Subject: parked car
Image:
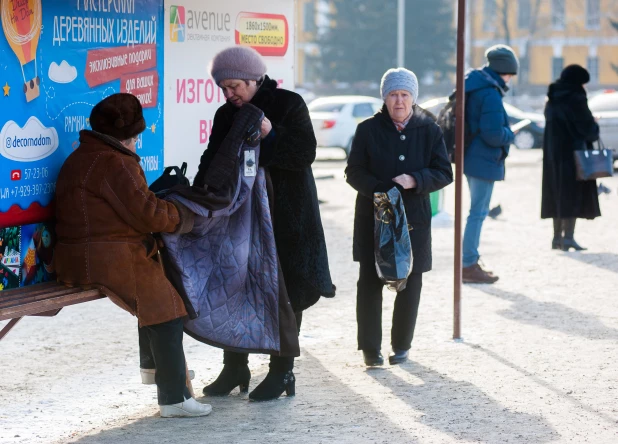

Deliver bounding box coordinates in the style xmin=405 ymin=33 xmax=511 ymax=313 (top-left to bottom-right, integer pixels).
xmin=588 ymin=90 xmax=618 ymax=162
xmin=503 ymin=103 xmax=545 ymax=150
xmin=418 ymin=96 xmax=545 ymax=149
xmin=308 ymin=96 xmax=383 ymax=156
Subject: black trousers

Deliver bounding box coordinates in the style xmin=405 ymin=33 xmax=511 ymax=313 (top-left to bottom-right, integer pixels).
xmin=138 ymin=318 xmax=189 ymax=405
xmin=356 ymin=261 xmax=423 ymax=352
xmin=223 ymin=311 xmax=303 ymax=372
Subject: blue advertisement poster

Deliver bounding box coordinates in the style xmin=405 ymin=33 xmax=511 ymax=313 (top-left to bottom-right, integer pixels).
xmin=0 ymin=0 xmax=164 ymax=231
xmin=20 ymin=221 xmax=56 ymax=286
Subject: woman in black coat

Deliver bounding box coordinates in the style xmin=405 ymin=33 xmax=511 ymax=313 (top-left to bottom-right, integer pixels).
xmin=345 ymin=68 xmax=453 ymax=367
xmin=194 ymin=47 xmax=335 ymax=401
xmin=541 ymin=65 xmax=601 ymax=251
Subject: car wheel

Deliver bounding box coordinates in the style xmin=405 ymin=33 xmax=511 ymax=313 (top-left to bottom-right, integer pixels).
xmin=514 ymin=130 xmax=535 ymax=150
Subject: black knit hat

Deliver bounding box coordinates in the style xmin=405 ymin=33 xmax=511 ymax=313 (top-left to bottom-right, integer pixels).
xmin=485 ymin=44 xmax=519 ymax=75
xmin=559 ymin=64 xmax=590 ymax=85
xmin=90 ymin=93 xmax=146 ymax=141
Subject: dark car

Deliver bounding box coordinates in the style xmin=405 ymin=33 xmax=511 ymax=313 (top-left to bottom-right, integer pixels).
xmin=503 ymin=103 xmax=545 ymax=150
xmin=419 ymin=97 xmax=545 ymax=149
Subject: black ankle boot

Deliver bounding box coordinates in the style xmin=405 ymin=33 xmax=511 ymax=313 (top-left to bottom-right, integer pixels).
xmin=203 ymin=352 xmax=250 ymax=396
xmin=561 ymin=238 xmax=587 ymax=252
xmin=248 ymin=356 xmax=295 ymax=401
xmin=552 ymin=237 xmax=562 ymax=250
xmin=202 ymin=364 xmax=251 ymax=396
xmin=248 ymin=370 xmax=295 ymax=401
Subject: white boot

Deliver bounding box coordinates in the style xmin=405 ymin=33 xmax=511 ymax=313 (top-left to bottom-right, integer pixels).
xmin=141 ymin=369 xmax=195 ymax=385
xmin=160 ymin=397 xmax=212 ymax=418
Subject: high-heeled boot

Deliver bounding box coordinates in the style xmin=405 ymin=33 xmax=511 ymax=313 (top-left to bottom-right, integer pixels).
xmin=561 ymin=218 xmax=586 ymax=251
xmin=202 ymin=351 xmax=250 ymax=396
xmin=248 ymin=356 xmax=295 ymax=401
xmin=552 ymin=218 xmax=563 ymax=250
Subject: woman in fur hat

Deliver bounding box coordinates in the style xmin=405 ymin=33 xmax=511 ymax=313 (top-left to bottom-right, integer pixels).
xmin=541 ymin=65 xmax=601 ymax=251
xmin=194 ymin=46 xmax=335 ymax=401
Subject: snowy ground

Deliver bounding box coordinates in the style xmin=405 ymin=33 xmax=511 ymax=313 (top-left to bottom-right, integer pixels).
xmin=1 ymin=148 xmax=617 ymax=443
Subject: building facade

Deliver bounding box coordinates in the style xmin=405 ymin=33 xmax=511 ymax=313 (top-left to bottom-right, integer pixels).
xmin=469 ymin=0 xmax=618 ymax=87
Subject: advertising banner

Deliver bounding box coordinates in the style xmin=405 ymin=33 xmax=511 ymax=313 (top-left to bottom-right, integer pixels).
xmin=163 ymin=0 xmax=295 ymax=180
xmin=0 ymin=0 xmax=165 ymax=230
xmin=0 ymin=0 xmax=164 ymax=291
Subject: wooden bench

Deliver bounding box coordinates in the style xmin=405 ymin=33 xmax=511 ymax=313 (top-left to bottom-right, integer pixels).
xmin=0 ymin=280 xmax=196 ymax=396
xmin=0 ymin=281 xmax=105 ymax=341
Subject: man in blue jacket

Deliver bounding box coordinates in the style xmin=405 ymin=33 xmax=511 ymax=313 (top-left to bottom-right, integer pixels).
xmin=462 ymin=45 xmax=518 ymax=284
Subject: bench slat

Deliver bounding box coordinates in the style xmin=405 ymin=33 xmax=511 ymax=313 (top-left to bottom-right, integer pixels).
xmin=0 ymin=282 xmax=63 ymax=296
xmin=0 ymin=290 xmax=86 ymax=310
xmin=0 ymin=289 xmax=104 ymax=321
xmin=0 ymin=287 xmax=86 ymax=306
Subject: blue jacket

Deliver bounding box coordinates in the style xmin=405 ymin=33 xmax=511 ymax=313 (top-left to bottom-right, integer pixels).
xmin=464 ymin=67 xmax=514 ymax=181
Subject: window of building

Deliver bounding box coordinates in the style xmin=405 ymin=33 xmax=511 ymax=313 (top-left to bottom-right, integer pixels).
xmin=483 ymin=0 xmax=496 ymax=32
xmin=587 ymin=57 xmax=599 ymax=84
xmin=303 ymin=2 xmax=316 ymax=33
xmin=518 ymin=0 xmax=531 ymax=29
xmin=519 ymin=56 xmax=530 ymax=84
xmin=551 ymin=0 xmax=565 ymax=30
xmin=586 ymin=0 xmax=600 ymax=29
xmin=552 ymin=57 xmax=564 ymax=80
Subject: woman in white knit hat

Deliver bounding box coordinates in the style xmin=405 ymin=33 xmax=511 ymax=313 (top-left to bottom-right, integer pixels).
xmin=194 ymin=46 xmax=335 ymax=401
xmin=345 ymin=68 xmax=453 ymax=367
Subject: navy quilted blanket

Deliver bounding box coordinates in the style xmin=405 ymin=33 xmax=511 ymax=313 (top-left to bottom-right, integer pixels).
xmin=161 ymin=106 xmax=280 ymax=353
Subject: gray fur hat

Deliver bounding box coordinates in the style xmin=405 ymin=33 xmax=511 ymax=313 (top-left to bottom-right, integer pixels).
xmin=209 ymin=46 xmax=267 ymax=85
xmin=485 ymin=45 xmax=519 ymax=75
xmin=380 ymin=68 xmax=419 ymax=102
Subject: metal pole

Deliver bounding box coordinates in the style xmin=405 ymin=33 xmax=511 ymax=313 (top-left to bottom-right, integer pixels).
xmin=397 ymin=0 xmax=405 ymax=67
xmin=454 ymin=0 xmax=467 ymax=341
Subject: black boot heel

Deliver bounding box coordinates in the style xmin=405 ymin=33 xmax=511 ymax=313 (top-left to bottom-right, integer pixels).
xmin=249 ymin=370 xmax=295 ymax=401
xmin=285 ymin=378 xmax=295 ymax=396
xmin=202 ymin=365 xmax=251 ymax=396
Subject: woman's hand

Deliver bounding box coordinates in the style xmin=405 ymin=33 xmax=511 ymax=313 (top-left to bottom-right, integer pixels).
xmin=261 ymin=117 xmax=273 ymax=138
xmin=392 ymin=174 xmax=417 ymax=189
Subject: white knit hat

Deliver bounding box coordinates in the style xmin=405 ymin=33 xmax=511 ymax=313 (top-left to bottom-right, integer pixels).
xmin=380 ymin=68 xmax=419 ymax=102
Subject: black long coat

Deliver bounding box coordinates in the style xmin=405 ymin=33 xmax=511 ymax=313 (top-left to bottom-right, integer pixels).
xmin=194 ymin=76 xmax=335 ymax=312
xmin=541 ymin=81 xmax=601 ymax=220
xmin=345 ymin=105 xmax=453 ymax=273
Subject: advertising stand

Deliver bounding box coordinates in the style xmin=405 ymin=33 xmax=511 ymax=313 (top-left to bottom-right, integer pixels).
xmin=0 ymin=0 xmax=295 ymax=293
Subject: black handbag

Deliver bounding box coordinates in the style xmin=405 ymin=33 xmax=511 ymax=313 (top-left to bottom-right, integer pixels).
xmin=573 ymin=138 xmax=614 ymax=181
xmin=149 ymin=162 xmax=190 ymax=196
xmin=373 ymin=188 xmax=413 ymax=292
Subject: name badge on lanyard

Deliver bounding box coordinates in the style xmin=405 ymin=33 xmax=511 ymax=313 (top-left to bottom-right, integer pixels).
xmin=244 ymin=150 xmax=256 ymax=177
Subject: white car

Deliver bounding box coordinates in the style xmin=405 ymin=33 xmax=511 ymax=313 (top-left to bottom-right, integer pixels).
xmin=588 ymin=91 xmax=618 ymax=162
xmin=308 ymin=96 xmax=383 ymax=156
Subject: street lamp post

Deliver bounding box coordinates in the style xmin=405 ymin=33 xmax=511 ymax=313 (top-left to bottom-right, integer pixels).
xmin=454 ymin=0 xmax=467 ymax=341
xmin=397 ymin=0 xmax=405 ymax=67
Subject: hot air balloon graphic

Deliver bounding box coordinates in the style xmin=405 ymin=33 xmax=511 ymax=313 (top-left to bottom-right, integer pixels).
xmin=1 ymin=0 xmax=42 ymax=102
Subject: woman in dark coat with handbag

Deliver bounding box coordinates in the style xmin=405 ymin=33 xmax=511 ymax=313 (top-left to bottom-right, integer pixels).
xmin=541 ymin=65 xmax=601 ymax=251
xmin=345 ymin=68 xmax=453 ymax=367
xmin=194 ymin=46 xmax=335 ymax=401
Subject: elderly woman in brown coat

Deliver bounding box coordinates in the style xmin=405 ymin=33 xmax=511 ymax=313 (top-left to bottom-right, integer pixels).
xmin=54 ymin=93 xmax=210 ymax=418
